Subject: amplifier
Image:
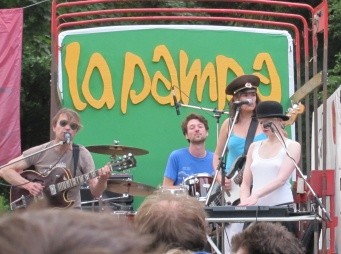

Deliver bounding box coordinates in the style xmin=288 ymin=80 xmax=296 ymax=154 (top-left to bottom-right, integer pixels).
xmin=81 ymin=174 xmax=133 ymax=211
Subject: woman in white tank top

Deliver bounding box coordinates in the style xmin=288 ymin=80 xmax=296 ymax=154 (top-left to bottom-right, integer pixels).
xmin=239 ymin=101 xmax=301 ymax=207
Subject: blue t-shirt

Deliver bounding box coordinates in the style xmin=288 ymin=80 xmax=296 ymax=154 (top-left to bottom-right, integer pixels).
xmin=225 ymin=132 xmax=267 ymax=173
xmin=164 ymin=148 xmax=214 ymax=185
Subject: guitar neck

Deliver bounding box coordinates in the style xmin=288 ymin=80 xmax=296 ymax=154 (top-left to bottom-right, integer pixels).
xmin=55 ymin=171 xmax=99 ymax=193
xmin=48 ymin=155 xmax=136 ymax=196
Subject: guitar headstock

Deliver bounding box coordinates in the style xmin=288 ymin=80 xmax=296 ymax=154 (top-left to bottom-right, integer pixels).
xmin=283 ymin=102 xmax=305 ymax=126
xmin=109 ymin=154 xmax=136 ymax=171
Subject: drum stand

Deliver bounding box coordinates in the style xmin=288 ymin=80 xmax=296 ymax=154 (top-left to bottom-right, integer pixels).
xmin=81 ymin=195 xmax=129 ymax=212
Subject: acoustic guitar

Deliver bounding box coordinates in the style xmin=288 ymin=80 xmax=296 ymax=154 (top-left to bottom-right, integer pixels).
xmin=10 ymin=155 xmax=136 ymax=210
xmin=209 ymin=102 xmax=305 ymax=206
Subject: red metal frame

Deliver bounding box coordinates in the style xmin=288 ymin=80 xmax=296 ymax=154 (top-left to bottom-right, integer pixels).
xmin=50 ymin=1 xmax=334 ymax=253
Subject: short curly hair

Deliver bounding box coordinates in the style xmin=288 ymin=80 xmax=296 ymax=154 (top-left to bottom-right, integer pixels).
xmin=134 ymin=190 xmax=208 ymax=252
xmin=181 ymin=113 xmax=209 ymax=135
xmin=231 ymin=222 xmax=305 ymax=254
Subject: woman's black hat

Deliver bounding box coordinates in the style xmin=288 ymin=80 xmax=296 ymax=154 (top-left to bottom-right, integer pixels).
xmin=256 ymin=101 xmax=289 ymax=121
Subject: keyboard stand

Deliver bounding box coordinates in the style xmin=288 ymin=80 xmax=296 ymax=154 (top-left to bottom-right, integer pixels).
xmin=205 ymin=214 xmax=321 ymax=253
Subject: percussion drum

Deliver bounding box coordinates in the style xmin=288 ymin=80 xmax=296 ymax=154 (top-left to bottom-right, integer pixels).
xmin=184 ymin=173 xmax=213 ymax=202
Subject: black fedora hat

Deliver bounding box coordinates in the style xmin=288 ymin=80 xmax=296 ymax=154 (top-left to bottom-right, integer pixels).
xmin=256 ymin=101 xmax=289 ymax=121
xmin=225 ymin=74 xmax=260 ymax=95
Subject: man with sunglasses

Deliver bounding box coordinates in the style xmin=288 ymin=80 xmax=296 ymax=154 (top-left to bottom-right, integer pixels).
xmin=0 ymin=108 xmax=111 ymax=209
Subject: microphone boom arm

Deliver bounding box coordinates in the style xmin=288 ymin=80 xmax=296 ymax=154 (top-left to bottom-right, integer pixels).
xmin=0 ymin=141 xmax=64 ymax=170
xmin=176 ymin=102 xmax=229 ymax=116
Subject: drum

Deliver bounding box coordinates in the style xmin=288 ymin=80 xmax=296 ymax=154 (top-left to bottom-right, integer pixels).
xmin=184 ymin=173 xmax=213 ymax=202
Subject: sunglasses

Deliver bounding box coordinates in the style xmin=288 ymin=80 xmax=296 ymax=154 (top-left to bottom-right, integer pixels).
xmin=59 ymin=120 xmax=79 ymax=130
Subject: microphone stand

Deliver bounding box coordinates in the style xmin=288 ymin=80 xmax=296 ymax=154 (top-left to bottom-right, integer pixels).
xmin=0 ymin=141 xmax=65 ymax=170
xmin=205 ymin=105 xmax=242 ymax=207
xmin=270 ymin=124 xmax=329 ymax=254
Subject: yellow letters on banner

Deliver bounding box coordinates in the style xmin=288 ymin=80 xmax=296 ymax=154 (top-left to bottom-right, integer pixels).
xmin=82 ymin=53 xmax=114 ymax=109
xmin=151 ymin=45 xmax=178 ymax=106
xmin=179 ymin=50 xmax=217 ymax=106
xmin=253 ymin=52 xmax=281 ymax=102
xmin=65 ymin=42 xmax=114 ymax=110
xmin=64 ymin=43 xmax=281 ymax=113
xmin=65 ymin=42 xmax=86 ymax=109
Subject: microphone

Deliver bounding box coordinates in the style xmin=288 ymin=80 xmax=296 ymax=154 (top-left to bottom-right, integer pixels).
xmin=64 ymin=132 xmax=71 ymax=144
xmin=232 ymin=98 xmax=252 ymax=106
xmin=172 ymin=87 xmax=180 ymax=115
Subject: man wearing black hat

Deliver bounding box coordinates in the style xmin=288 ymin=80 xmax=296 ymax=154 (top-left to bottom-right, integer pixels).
xmin=239 ymin=100 xmax=301 ymax=233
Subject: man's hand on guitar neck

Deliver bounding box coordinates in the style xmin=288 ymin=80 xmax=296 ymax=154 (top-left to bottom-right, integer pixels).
xmin=89 ymin=165 xmax=112 ymax=198
xmin=97 ymin=165 xmax=111 ymax=182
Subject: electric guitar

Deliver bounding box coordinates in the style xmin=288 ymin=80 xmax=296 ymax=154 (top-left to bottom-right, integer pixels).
xmin=209 ymin=156 xmax=245 ymax=206
xmin=210 ymin=102 xmax=305 ymax=206
xmin=10 ymin=155 xmax=136 ymax=210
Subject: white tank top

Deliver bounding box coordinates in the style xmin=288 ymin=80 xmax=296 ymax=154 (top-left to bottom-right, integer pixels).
xmin=251 ymin=140 xmax=294 ymax=206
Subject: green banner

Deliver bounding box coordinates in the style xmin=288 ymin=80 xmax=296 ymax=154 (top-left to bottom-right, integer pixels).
xmin=59 ymin=25 xmax=294 ymax=208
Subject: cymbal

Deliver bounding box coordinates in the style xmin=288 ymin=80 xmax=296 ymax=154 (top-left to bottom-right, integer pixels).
xmin=106 ymin=179 xmax=156 ymax=197
xmin=86 ymin=145 xmax=149 ymax=156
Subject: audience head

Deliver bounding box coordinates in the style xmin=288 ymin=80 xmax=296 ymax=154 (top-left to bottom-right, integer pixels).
xmin=134 ymin=190 xmax=208 ymax=252
xmin=0 ymin=209 xmax=150 ymax=254
xmin=231 ymin=222 xmax=305 ymax=254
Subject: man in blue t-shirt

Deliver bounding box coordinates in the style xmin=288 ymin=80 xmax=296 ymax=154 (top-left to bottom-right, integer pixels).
xmin=163 ymin=113 xmax=214 ymax=187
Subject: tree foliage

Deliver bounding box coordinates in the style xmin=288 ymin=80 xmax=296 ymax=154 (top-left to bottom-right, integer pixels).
xmin=328 ymin=0 xmax=341 ymax=92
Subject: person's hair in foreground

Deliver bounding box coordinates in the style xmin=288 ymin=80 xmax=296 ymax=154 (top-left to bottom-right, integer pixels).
xmin=231 ymin=222 xmax=305 ymax=254
xmin=0 ymin=209 xmax=151 ymax=254
xmin=134 ymin=190 xmax=208 ymax=253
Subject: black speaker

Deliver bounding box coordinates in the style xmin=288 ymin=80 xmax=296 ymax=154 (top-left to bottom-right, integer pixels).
xmin=81 ymin=174 xmax=133 ymax=212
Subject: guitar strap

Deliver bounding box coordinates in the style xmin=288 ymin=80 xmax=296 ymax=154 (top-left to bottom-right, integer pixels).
xmin=208 ymin=118 xmax=259 ymax=206
xmin=243 ymin=118 xmax=259 ymax=155
xmin=72 ymin=144 xmax=82 ymax=177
